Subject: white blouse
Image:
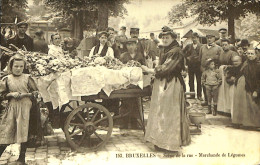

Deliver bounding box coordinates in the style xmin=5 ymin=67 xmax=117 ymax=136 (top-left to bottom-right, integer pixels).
xmin=48 ymin=45 xmax=65 ymax=59
xmin=89 ymin=44 xmax=114 ymax=58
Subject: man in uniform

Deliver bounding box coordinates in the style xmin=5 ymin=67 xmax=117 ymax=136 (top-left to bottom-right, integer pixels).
xmin=130 ymin=28 xmax=145 ymax=57
xmin=199 ymin=34 xmax=223 ymax=106
xmin=216 ymin=28 xmax=228 ymax=46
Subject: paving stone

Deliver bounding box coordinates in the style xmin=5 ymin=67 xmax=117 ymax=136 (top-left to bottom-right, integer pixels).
xmin=35 ymin=158 xmax=47 ymax=164
xmin=48 ymin=149 xmax=60 ymax=155
xmin=57 ymin=137 xmax=66 ymax=143
xmin=47 ymin=138 xmax=58 ymax=143
xmin=38 ymin=145 xmax=48 ymax=149
xmin=48 ymin=146 xmax=59 ymax=150
xmin=35 ymin=153 xmax=47 ymax=159
xmin=25 ymin=151 xmax=35 ymax=156
xmin=59 ymin=142 xmax=68 ymax=147
xmin=36 ymin=148 xmax=47 ymax=153
xmin=48 ymin=141 xmax=58 ymax=147
xmin=0 ymin=160 xmax=8 ymax=164
xmin=27 ymin=148 xmax=36 ymax=152
xmin=60 ymin=147 xmax=71 ymax=151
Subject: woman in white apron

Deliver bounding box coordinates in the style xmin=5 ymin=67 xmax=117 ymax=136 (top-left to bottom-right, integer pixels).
xmin=143 ymin=26 xmax=191 ymax=151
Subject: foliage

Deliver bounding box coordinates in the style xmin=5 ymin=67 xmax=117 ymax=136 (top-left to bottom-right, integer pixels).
xmin=1 ymin=0 xmax=28 ymax=23
xmin=240 ymin=13 xmax=260 ymax=38
xmin=44 ymin=0 xmax=129 ymax=30
xmin=168 ymin=0 xmax=260 ymax=26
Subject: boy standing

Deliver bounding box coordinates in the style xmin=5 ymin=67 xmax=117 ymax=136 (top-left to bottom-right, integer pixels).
xmin=202 ymin=59 xmax=222 ymax=115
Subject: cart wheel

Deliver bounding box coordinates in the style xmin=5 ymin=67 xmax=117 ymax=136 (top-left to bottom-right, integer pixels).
xmin=64 ymin=102 xmax=113 ymax=152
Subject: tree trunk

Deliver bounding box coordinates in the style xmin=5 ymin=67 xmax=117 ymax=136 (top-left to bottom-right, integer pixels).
xmin=72 ymin=11 xmax=84 ymax=40
xmin=97 ymin=1 xmax=109 ymax=33
xmin=228 ymin=3 xmax=235 ymax=44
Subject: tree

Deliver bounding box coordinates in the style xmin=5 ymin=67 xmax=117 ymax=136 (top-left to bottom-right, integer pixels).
xmin=45 ymin=0 xmax=129 ymax=40
xmin=168 ymin=0 xmax=260 ymax=43
xmin=1 ymin=0 xmax=28 ymax=23
xmin=240 ymin=13 xmax=260 ymax=39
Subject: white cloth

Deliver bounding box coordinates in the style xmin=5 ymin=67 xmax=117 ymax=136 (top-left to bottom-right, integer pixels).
xmin=48 ymin=45 xmax=65 ymax=59
xmin=217 ymin=65 xmax=234 ymax=114
xmin=89 ymin=44 xmax=114 ymax=58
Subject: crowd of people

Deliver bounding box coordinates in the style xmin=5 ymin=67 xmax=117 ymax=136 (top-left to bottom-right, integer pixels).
xmin=0 ymin=20 xmax=260 ymax=163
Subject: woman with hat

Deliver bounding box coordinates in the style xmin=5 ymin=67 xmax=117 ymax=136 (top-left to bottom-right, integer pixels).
xmin=143 ymin=26 xmax=190 ymax=151
xmin=89 ymin=31 xmax=114 ymax=58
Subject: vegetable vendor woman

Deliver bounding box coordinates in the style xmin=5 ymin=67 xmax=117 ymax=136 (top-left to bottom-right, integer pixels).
xmin=143 ymin=26 xmax=191 ymax=151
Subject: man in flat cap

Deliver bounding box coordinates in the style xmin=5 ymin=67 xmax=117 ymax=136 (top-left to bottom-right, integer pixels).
xmin=7 ymin=21 xmax=33 ymax=51
xmin=1 ymin=21 xmax=33 ymax=70
xmin=183 ymin=32 xmax=203 ymax=100
xmin=130 ymin=28 xmax=145 ymax=60
xmin=199 ymin=33 xmax=223 ymax=107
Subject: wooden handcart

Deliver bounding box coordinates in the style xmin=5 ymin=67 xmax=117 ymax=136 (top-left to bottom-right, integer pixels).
xmin=53 ymin=86 xmax=152 ymax=153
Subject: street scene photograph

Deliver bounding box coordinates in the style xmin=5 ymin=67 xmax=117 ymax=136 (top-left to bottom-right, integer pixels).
xmin=0 ymin=0 xmax=260 ymax=164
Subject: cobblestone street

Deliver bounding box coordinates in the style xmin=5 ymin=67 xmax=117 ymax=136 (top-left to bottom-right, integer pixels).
xmin=1 ymin=98 xmax=260 ymax=165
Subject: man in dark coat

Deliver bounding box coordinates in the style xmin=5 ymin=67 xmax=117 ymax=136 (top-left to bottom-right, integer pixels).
xmin=7 ymin=21 xmax=33 ymax=51
xmin=130 ymin=28 xmax=145 ymax=57
xmin=183 ymin=32 xmax=203 ymax=100
xmin=1 ymin=22 xmax=34 ymax=70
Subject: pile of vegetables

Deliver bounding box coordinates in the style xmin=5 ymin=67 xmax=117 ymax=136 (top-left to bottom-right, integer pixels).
xmin=2 ymin=50 xmax=142 ymax=77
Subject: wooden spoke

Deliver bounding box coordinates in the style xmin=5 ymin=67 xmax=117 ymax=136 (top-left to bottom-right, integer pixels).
xmin=67 ymin=104 xmax=74 ymax=111
xmin=94 ymin=132 xmax=104 ymax=141
xmin=77 ymin=132 xmax=86 ymax=146
xmin=70 ymin=123 xmax=84 ymax=127
xmin=94 ymin=116 xmax=108 ymax=125
xmin=64 ymin=102 xmax=113 ymax=152
xmin=85 ymin=108 xmax=90 ymax=122
xmin=69 ymin=126 xmax=76 ymax=134
xmin=76 ymin=101 xmax=80 ymax=107
xmin=69 ymin=129 xmax=83 ymax=138
xmin=76 ymin=112 xmax=87 ymax=124
xmin=91 ymin=109 xmax=100 ymax=122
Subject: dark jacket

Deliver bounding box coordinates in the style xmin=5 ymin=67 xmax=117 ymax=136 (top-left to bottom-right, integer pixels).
xmin=119 ymin=51 xmax=145 ymax=65
xmin=7 ymin=34 xmax=34 ymax=51
xmin=33 ymin=38 xmax=48 ymax=54
xmin=183 ymin=43 xmax=202 ymax=67
xmin=155 ymin=40 xmax=186 ymax=89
